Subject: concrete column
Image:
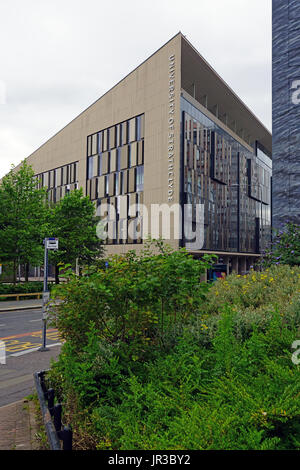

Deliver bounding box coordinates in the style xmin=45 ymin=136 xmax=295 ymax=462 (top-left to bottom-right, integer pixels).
xmin=240 ymin=257 xmax=247 ymax=275
xmin=231 ymin=257 xmax=239 ymax=274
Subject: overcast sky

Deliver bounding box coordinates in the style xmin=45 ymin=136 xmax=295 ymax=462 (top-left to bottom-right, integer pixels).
xmin=0 ymin=0 xmax=271 ymax=178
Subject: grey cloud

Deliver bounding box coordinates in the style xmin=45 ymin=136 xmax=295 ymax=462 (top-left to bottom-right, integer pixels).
xmin=0 ymin=0 xmax=272 ymax=178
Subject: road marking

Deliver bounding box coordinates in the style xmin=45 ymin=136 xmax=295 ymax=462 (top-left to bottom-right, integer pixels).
xmin=0 ymin=329 xmax=57 ymax=341
xmin=30 ymin=331 xmax=60 ymax=340
xmin=10 ymin=343 xmax=62 ymax=357
xmin=0 ymin=329 xmax=61 ymax=354
xmin=29 ymin=319 xmax=41 ymax=323
xmin=0 ymin=324 xmax=5 ymax=327
xmin=3 ymin=340 xmax=42 ymax=352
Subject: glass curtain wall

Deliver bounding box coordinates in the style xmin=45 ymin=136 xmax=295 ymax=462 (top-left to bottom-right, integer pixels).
xmin=181 ymin=97 xmax=272 ymax=253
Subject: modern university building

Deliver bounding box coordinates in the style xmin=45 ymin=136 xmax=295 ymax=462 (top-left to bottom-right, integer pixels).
xmin=15 ymin=33 xmax=272 ymax=275
xmin=273 ymin=0 xmax=300 ymax=228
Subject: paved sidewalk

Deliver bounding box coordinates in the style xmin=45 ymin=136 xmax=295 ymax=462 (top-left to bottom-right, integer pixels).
xmin=0 ymin=399 xmax=40 ymax=450
xmin=0 ymin=299 xmax=42 ymax=312
xmin=0 ymin=347 xmax=61 ymax=407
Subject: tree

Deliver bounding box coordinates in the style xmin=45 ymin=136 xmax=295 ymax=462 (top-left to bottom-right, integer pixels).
xmin=49 ymin=239 xmax=214 ymax=357
xmin=49 ymin=188 xmax=104 ymax=283
xmin=0 ymin=161 xmax=48 ymax=282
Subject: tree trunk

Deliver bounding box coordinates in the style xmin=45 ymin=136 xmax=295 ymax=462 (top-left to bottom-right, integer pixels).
xmin=25 ymin=263 xmax=29 ymax=283
xmin=55 ymin=264 xmax=60 ymax=285
xmin=13 ymin=260 xmax=17 ymax=285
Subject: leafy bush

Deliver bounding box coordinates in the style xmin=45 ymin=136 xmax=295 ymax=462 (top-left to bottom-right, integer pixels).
xmin=47 ymin=248 xmax=300 ymax=450
xmin=48 ymin=307 xmax=300 ymax=450
xmin=49 ymin=240 xmax=213 ymax=361
xmin=197 ymin=264 xmax=300 ymax=342
xmin=262 ymin=222 xmax=300 ymax=267
xmin=0 ymin=282 xmax=45 ymax=294
xmin=0 ymin=282 xmax=55 ymax=302
xmin=0 ymin=281 xmax=55 ymax=301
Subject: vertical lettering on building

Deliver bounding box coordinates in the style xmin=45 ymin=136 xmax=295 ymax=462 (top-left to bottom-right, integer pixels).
xmin=168 ymin=54 xmax=175 ymax=202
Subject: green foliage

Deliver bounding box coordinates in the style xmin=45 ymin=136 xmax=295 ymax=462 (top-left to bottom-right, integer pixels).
xmin=0 ymin=161 xmax=48 ymax=280
xmin=49 ymin=239 xmax=213 ymax=360
xmin=47 ymin=253 xmax=300 ymax=450
xmin=0 ymin=282 xmax=47 ymax=294
xmin=0 ymin=262 xmax=14 ymax=282
xmin=262 ymin=222 xmax=300 ymax=267
xmin=0 ymin=163 xmax=104 ymax=283
xmin=198 ymin=264 xmax=300 ymax=342
xmin=48 ymin=307 xmax=300 ymax=450
xmin=0 ymin=281 xmax=54 ymax=301
xmin=48 ymin=188 xmax=104 ymax=279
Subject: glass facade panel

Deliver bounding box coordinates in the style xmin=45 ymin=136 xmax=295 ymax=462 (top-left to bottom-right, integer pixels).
xmin=88 ymin=156 xmax=94 ymax=180
xmin=181 ymin=96 xmax=272 ymax=253
xmin=136 ymin=115 xmax=142 ymax=141
xmin=136 ymin=166 xmax=144 ymax=192
xmin=98 ymin=132 xmax=102 ymax=154
xmin=87 ymin=114 xmax=145 ymax=245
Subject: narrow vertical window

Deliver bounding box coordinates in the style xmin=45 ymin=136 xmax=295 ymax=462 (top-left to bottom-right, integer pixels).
xmin=98 ymin=154 xmax=102 ymax=176
xmin=136 ymin=115 xmax=142 ymax=141
xmin=107 ymin=128 xmax=110 ymax=150
xmin=128 ymin=144 xmax=131 ymax=168
xmin=98 ymin=132 xmax=102 ymax=154
xmin=115 ymin=173 xmax=119 ymax=196
xmin=88 ymin=156 xmax=94 ymax=179
xmin=117 ymin=148 xmax=121 ymax=171
xmin=136 ymin=166 xmax=144 ymax=192
xmin=120 ymin=122 xmax=123 ymax=146
xmin=105 ymin=175 xmax=109 ymax=196
xmin=116 ymin=126 xmax=119 ymax=149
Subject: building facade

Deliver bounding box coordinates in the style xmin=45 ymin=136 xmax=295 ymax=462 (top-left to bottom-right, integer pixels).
xmin=14 ymin=33 xmax=272 ymax=274
xmin=273 ymin=0 xmax=300 ymax=228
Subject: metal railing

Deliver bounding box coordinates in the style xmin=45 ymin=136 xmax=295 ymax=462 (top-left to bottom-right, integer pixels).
xmin=0 ymin=292 xmax=42 ymax=301
xmin=34 ymin=370 xmax=73 ymax=450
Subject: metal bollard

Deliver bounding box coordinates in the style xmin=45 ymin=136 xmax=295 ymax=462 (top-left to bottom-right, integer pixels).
xmin=61 ymin=426 xmax=73 ymax=451
xmin=53 ymin=404 xmax=62 ymax=432
xmin=39 ymin=371 xmax=48 ymax=399
xmin=47 ymin=388 xmax=55 ymax=416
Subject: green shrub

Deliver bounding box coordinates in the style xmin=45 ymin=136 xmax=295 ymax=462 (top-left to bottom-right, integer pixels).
xmin=47 ymin=252 xmax=300 ymax=450
xmin=0 ymin=282 xmax=45 ymax=294
xmin=262 ymin=222 xmax=300 ymax=267
xmin=197 ymin=264 xmax=300 ymax=342
xmin=47 ymin=308 xmax=300 ymax=450
xmin=49 ymin=240 xmax=213 ymax=361
xmin=0 ymin=281 xmax=55 ymax=301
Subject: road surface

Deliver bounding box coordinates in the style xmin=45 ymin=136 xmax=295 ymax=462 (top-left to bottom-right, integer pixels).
xmin=0 ymin=307 xmax=62 ymax=406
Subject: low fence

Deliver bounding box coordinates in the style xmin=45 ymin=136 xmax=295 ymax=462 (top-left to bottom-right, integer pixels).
xmin=0 ymin=292 xmax=42 ymax=301
xmin=34 ymin=370 xmax=72 ymax=450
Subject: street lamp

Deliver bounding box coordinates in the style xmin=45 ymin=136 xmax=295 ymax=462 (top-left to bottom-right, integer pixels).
xmin=39 ymin=238 xmax=59 ymax=352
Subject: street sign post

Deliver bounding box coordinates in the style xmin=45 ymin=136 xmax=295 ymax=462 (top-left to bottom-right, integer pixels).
xmin=46 ymin=238 xmax=59 ymax=251
xmin=39 ymin=238 xmax=59 ymax=352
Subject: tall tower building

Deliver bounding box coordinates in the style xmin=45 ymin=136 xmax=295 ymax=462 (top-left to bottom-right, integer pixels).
xmin=273 ymin=0 xmax=300 ymax=228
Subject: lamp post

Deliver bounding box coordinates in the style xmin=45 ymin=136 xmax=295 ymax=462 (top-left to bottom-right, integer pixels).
xmin=39 ymin=238 xmax=59 ymax=352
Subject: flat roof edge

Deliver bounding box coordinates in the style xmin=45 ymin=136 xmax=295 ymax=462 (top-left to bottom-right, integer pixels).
xmin=180 ymin=34 xmax=272 ymax=139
